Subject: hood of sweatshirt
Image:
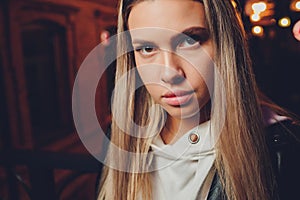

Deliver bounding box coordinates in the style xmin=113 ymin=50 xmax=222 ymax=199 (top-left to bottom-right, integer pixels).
xmin=150 ymin=120 xmax=216 ymax=200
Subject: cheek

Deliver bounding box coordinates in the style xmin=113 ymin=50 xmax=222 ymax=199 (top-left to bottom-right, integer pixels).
xmin=143 ymin=84 xmax=162 ymax=101
xmin=192 ymin=75 xmax=211 ymax=103
xmin=136 ymin=66 xmax=161 ymax=85
xmin=136 ymin=55 xmax=163 ymax=85
xmin=184 ymin=56 xmax=214 ymax=93
xmin=136 ymin=64 xmax=164 ymax=101
xmin=180 ymin=43 xmax=214 ymax=88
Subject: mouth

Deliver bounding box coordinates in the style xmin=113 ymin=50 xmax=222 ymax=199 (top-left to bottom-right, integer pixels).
xmin=161 ymin=90 xmax=194 ymax=106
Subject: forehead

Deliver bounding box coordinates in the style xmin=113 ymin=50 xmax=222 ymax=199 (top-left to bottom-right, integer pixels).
xmin=128 ymin=0 xmax=206 ymax=31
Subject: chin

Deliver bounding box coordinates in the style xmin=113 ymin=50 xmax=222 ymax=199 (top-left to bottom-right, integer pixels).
xmin=164 ymin=104 xmax=201 ymax=119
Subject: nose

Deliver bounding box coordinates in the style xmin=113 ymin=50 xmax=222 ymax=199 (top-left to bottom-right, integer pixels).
xmin=160 ymin=51 xmax=185 ymax=85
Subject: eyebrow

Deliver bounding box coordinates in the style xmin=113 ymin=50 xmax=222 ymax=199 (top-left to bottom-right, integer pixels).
xmin=131 ymin=39 xmax=156 ymax=46
xmin=131 ymin=26 xmax=209 ymax=46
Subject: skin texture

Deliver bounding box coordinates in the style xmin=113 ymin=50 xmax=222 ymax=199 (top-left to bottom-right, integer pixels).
xmin=128 ymin=0 xmax=214 ymax=144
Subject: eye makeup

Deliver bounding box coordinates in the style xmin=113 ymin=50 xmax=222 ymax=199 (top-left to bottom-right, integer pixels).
xmin=171 ymin=27 xmax=210 ymax=50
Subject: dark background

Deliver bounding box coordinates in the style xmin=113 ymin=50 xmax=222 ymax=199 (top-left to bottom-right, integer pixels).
xmin=0 ymin=0 xmax=299 ymax=199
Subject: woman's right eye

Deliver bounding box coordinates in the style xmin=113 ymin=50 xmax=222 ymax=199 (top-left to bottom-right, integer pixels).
xmin=135 ymin=45 xmax=157 ymax=56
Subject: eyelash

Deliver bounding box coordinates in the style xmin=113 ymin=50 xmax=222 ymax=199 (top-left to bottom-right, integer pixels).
xmin=134 ymin=45 xmax=157 ymax=56
xmin=177 ymin=35 xmax=201 ymax=49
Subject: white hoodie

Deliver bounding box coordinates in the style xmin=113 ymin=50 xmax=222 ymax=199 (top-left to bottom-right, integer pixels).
xmin=150 ymin=121 xmax=216 ymax=200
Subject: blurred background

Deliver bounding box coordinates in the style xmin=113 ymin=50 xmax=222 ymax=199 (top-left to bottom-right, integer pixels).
xmin=0 ymin=0 xmax=299 ymax=199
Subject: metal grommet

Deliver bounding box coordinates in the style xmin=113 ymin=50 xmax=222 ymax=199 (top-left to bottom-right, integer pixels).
xmin=188 ymin=132 xmax=200 ymax=144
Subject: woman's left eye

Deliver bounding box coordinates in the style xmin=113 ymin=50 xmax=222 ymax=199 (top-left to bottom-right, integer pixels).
xmin=178 ymin=36 xmax=200 ymax=49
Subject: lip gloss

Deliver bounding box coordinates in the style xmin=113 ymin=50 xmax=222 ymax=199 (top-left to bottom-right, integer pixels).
xmin=162 ymin=91 xmax=194 ymax=106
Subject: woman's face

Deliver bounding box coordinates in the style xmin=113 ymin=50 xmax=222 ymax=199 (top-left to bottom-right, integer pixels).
xmin=128 ymin=0 xmax=214 ymax=119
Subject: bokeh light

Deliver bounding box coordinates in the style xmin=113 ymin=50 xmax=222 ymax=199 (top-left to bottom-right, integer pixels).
xmin=252 ymin=26 xmax=264 ymax=37
xmin=252 ymin=2 xmax=267 ymax=13
xmin=251 ymin=13 xmax=261 ymax=22
xmin=278 ymin=17 xmax=291 ymax=27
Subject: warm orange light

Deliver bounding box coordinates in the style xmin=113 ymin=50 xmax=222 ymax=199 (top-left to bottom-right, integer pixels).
xmin=290 ymin=0 xmax=300 ymax=11
xmin=231 ymin=0 xmax=237 ymax=8
xmin=252 ymin=26 xmax=264 ymax=36
xmin=278 ymin=17 xmax=291 ymax=27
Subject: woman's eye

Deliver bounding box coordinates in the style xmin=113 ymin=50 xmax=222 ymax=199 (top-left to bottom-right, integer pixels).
xmin=178 ymin=37 xmax=200 ymax=48
xmin=135 ymin=46 xmax=157 ymax=56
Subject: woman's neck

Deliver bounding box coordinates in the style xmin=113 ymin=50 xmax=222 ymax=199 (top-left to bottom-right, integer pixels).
xmin=161 ymin=114 xmax=207 ymax=144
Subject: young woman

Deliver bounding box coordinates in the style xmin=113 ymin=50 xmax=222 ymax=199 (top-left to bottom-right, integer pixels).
xmin=97 ymin=0 xmax=300 ymax=199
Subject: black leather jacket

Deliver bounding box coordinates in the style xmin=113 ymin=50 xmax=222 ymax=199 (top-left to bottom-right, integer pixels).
xmin=207 ymin=120 xmax=300 ymax=200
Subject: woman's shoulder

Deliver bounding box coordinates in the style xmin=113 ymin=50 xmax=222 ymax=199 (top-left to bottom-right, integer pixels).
xmin=266 ymin=119 xmax=300 ymax=148
xmin=265 ymin=120 xmax=300 ymax=199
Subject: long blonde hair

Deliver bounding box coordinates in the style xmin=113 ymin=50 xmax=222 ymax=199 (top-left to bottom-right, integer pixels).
xmin=98 ymin=0 xmax=275 ymax=199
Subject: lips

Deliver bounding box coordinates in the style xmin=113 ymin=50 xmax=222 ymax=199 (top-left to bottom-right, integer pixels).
xmin=162 ymin=90 xmax=194 ymax=106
